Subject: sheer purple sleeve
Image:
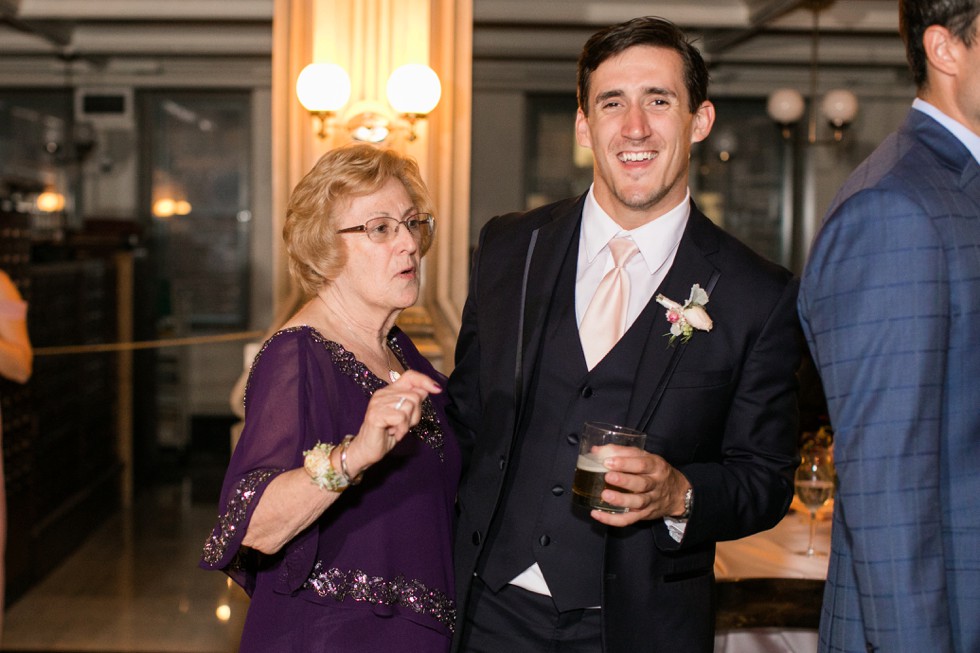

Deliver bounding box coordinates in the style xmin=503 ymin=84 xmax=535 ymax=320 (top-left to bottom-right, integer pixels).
xmin=200 ymin=329 xmax=321 ymax=594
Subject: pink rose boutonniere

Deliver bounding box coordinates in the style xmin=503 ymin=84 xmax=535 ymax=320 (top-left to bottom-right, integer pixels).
xmin=656 ymin=284 xmax=713 ymax=346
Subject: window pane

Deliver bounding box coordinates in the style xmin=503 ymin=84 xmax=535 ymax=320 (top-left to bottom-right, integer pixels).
xmin=143 ymin=92 xmax=251 ymax=330
xmin=693 ymin=98 xmax=786 ymax=265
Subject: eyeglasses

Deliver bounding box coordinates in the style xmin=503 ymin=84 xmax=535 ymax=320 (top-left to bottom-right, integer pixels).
xmin=336 ymin=213 xmax=435 ymax=248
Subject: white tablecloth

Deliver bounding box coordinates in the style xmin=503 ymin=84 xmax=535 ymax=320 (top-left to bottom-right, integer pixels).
xmin=712 ymin=500 xmax=832 ymax=653
xmin=715 ymin=500 xmax=832 ymax=580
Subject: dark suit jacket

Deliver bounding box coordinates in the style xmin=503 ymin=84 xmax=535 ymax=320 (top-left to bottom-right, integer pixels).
xmin=448 ymin=196 xmax=802 ymax=652
xmin=799 ymin=109 xmax=980 ymax=653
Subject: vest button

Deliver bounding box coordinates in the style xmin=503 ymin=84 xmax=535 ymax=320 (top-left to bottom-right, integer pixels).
xmin=498 ymin=456 xmax=506 ymax=470
xmin=472 ymin=531 xmax=482 ymax=546
xmin=566 ymin=432 xmax=579 ymax=445
xmin=538 ymin=534 xmax=551 ymax=546
xmin=581 ymin=386 xmax=594 ymax=398
xmin=551 ymin=485 xmax=564 ymax=496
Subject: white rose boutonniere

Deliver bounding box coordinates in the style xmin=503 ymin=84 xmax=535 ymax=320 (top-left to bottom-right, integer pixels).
xmin=656 ymin=284 xmax=713 ymax=346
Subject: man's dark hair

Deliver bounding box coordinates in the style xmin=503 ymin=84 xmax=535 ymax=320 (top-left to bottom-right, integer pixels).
xmin=577 ymin=16 xmax=709 ymax=116
xmin=900 ymin=0 xmax=979 ymax=88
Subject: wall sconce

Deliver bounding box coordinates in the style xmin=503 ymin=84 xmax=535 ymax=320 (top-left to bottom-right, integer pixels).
xmin=767 ymin=87 xmax=858 ymax=143
xmin=765 ymin=2 xmax=858 ymax=144
xmin=296 ymin=62 xmax=441 ymax=143
xmin=295 ymin=63 xmax=353 ymax=140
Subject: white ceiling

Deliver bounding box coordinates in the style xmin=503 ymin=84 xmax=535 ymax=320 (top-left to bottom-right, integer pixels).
xmin=0 ymin=0 xmax=905 ymax=89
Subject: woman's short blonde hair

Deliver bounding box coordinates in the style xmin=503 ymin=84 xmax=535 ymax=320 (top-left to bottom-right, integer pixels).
xmin=283 ymin=143 xmax=434 ymax=295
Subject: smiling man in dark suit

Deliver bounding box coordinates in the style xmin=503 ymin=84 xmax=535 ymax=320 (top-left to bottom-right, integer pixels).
xmin=447 ymin=16 xmax=802 ymax=653
xmin=799 ymin=1 xmax=980 ymax=652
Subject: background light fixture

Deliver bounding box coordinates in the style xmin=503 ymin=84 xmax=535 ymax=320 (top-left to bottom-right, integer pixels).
xmin=385 ymin=64 xmax=442 ymax=141
xmin=35 ymin=189 xmax=66 ymax=213
xmin=820 ymin=89 xmax=859 ymax=133
xmin=296 ymin=62 xmax=441 ymax=143
xmin=766 ymin=88 xmax=806 ymax=138
xmin=295 ymin=63 xmax=352 ymax=139
xmin=766 ymin=1 xmax=858 ymax=143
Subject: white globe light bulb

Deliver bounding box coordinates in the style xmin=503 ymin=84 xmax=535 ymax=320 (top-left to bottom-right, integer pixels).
xmin=296 ymin=63 xmax=351 ymax=113
xmin=766 ymin=88 xmax=806 ymax=124
xmin=821 ymin=89 xmax=859 ymax=127
xmin=386 ymin=64 xmax=441 ymax=116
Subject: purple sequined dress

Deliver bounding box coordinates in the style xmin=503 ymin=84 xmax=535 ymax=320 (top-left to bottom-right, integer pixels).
xmin=200 ymin=326 xmax=460 ymax=652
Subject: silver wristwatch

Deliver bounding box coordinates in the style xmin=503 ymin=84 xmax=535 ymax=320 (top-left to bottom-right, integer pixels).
xmin=673 ymin=487 xmax=694 ymax=521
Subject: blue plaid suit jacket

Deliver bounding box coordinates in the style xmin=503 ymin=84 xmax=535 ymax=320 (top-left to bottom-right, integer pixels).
xmin=799 ymin=109 xmax=980 ymax=653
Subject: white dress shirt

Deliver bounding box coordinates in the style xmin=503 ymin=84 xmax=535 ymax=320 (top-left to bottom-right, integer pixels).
xmin=575 ymin=186 xmax=689 ymax=328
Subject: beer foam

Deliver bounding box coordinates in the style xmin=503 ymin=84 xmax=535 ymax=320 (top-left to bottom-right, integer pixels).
xmin=576 ymin=454 xmax=607 ymax=473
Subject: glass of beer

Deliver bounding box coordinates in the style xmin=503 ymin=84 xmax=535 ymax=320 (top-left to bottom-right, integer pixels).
xmin=572 ymin=422 xmax=647 ymax=513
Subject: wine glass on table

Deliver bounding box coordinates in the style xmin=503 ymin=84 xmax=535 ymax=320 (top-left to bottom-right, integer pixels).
xmin=794 ymin=448 xmax=835 ymax=557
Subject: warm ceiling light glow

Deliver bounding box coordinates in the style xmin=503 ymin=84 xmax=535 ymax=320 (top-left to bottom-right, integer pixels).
xmin=215 ymin=603 xmax=231 ymax=622
xmin=36 ymin=191 xmax=65 ymax=213
xmin=153 ymin=198 xmax=176 ymax=218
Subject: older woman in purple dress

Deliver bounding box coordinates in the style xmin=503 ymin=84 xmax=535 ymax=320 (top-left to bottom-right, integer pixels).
xmin=201 ymin=144 xmax=460 ymax=652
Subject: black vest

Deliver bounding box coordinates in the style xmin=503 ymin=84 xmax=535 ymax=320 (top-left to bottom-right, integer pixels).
xmin=477 ymin=239 xmax=662 ymax=611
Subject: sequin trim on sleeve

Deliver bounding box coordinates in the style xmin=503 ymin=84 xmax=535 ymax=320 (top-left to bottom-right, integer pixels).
xmin=303 ymin=562 xmax=456 ymax=632
xmin=201 ymin=468 xmax=281 ymax=565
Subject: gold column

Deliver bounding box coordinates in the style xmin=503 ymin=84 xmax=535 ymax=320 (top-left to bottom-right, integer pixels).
xmin=272 ymin=0 xmax=471 ymax=372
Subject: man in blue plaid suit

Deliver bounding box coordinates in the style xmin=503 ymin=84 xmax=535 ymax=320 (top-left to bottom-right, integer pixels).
xmin=798 ymin=1 xmax=980 ymax=652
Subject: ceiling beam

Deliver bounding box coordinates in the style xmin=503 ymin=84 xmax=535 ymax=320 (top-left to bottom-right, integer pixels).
xmin=705 ymin=0 xmax=807 ymax=55
xmin=0 ymin=13 xmax=72 ymax=48
xmin=745 ymin=0 xmax=808 ymax=26
xmin=474 ymin=0 xmax=750 ymax=28
xmin=16 ymin=0 xmax=272 ymax=21
xmin=706 ymin=0 xmax=852 ymax=55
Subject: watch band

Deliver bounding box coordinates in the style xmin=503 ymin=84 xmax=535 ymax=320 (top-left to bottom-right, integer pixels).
xmin=673 ymin=487 xmax=694 ymax=521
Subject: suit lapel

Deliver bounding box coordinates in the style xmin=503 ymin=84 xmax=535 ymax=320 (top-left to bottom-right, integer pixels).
xmin=514 ymin=197 xmax=722 ymax=431
xmin=959 ymin=154 xmax=980 ymax=196
xmin=908 ymin=110 xmax=980 ymax=191
xmin=515 ymin=197 xmax=584 ymax=412
xmin=626 ymin=206 xmax=721 ymax=431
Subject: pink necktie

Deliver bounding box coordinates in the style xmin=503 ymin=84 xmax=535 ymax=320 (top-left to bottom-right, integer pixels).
xmin=580 ymin=237 xmax=639 ymax=370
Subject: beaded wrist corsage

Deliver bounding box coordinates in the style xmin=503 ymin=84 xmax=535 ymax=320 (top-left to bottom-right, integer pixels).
xmin=303 ymin=442 xmax=349 ymax=492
